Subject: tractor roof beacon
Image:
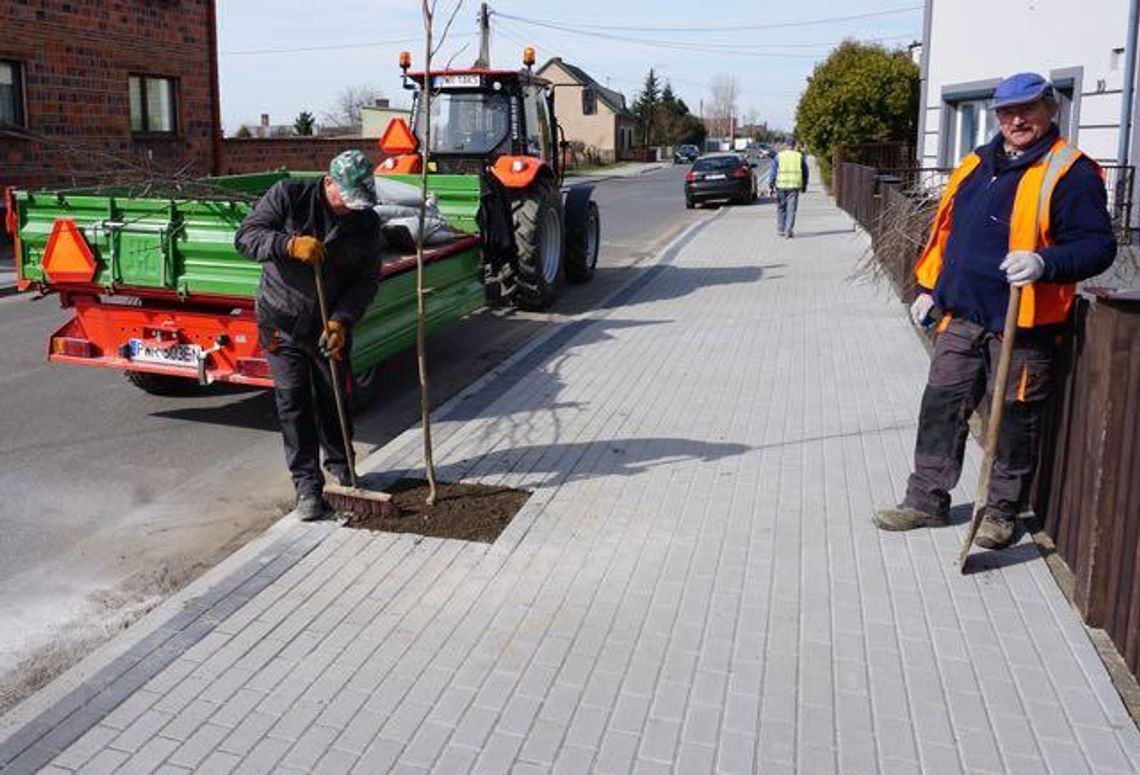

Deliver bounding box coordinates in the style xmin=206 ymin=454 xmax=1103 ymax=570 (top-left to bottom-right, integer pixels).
xmin=376 ymin=48 xmax=601 ymax=310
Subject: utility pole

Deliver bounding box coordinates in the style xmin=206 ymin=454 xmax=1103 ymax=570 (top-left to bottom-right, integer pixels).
xmin=474 ymin=2 xmax=491 ymax=68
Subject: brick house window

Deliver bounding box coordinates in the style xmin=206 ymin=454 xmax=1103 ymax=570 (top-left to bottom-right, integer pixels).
xmin=0 ymin=60 xmax=26 ymax=128
xmin=129 ymin=75 xmax=176 ymax=135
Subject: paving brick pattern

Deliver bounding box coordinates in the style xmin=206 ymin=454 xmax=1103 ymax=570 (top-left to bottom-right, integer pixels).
xmin=19 ymin=184 xmax=1140 ymax=773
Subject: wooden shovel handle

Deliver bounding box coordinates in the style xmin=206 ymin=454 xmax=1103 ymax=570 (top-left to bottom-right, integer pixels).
xmin=960 ymin=285 xmax=1021 ymax=569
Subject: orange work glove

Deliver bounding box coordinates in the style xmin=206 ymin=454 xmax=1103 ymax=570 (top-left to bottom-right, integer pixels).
xmin=286 ymin=235 xmax=326 ymax=265
xmin=318 ymin=319 xmax=347 ymax=359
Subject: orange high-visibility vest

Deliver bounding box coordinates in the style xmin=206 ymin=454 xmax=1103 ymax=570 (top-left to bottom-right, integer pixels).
xmin=915 ymin=138 xmax=1090 ymax=328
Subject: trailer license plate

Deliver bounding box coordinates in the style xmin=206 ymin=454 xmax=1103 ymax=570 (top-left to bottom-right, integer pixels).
xmin=129 ymin=339 xmax=201 ymax=367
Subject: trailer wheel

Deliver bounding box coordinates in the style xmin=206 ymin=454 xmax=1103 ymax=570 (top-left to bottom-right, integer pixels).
xmin=565 ymin=200 xmax=600 ymax=284
xmin=511 ymin=178 xmax=564 ymax=310
xmin=124 ymin=370 xmax=208 ymax=396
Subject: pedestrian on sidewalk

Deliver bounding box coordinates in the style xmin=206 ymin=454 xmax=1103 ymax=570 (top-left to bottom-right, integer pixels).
xmin=874 ymin=73 xmax=1116 ymax=549
xmin=771 ymin=140 xmax=809 ymax=238
xmin=235 ymin=150 xmax=382 ymax=521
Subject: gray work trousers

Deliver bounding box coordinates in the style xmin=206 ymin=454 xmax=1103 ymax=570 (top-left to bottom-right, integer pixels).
xmin=260 ymin=324 xmax=353 ymax=497
xmin=903 ymin=317 xmax=1058 ymax=521
xmin=776 ymin=189 xmax=800 ymax=235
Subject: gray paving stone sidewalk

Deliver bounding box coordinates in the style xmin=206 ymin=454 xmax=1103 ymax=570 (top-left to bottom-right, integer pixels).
xmin=3 ymin=179 xmax=1139 ymax=774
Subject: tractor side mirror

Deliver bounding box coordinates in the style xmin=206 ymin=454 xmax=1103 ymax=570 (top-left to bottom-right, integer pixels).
xmin=581 ymin=87 xmax=597 ymax=116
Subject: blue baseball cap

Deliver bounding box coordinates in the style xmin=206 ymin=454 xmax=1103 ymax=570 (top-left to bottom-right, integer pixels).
xmin=992 ymin=72 xmax=1054 ymax=109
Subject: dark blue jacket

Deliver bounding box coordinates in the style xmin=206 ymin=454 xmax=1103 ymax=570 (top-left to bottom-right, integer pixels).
xmin=924 ymin=126 xmax=1116 ymax=331
xmin=235 ymin=179 xmax=382 ymax=340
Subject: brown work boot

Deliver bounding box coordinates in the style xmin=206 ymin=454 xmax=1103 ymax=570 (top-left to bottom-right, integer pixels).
xmin=872 ymin=504 xmax=948 ymax=531
xmin=974 ymin=513 xmax=1016 ymax=549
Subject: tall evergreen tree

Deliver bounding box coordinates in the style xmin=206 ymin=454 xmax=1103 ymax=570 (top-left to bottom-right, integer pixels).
xmin=293 ymin=110 xmax=315 ymax=136
xmin=632 ymin=69 xmax=661 ymax=146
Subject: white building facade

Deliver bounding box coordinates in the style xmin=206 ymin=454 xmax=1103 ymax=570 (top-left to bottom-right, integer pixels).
xmin=918 ymin=0 xmax=1139 ymax=174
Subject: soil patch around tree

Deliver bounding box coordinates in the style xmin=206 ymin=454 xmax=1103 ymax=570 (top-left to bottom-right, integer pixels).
xmin=344 ymin=479 xmax=530 ymax=543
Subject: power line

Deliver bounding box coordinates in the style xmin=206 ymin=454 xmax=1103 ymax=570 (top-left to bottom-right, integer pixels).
xmin=494 ymin=19 xmax=822 ymax=58
xmin=220 ymin=33 xmax=477 ymax=57
xmin=493 ymin=15 xmax=917 ymax=58
xmin=494 ymin=17 xmax=912 ymax=58
xmin=494 ymin=6 xmax=921 ymax=34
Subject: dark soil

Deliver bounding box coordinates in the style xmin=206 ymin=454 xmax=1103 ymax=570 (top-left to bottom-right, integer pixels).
xmin=346 ymin=479 xmax=530 ymax=543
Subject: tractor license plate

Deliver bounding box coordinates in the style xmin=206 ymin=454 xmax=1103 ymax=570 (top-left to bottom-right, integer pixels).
xmin=435 ymin=74 xmax=481 ymax=88
xmin=129 ymin=339 xmax=201 ymax=368
xmin=706 ymin=173 xmax=726 ymax=180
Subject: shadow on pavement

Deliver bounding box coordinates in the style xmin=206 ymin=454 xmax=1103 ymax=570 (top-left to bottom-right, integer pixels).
xmin=428 ymin=437 xmax=753 ymax=488
xmin=788 ymin=228 xmax=858 ymax=239
xmin=150 ymin=389 xmax=279 ymax=432
xmin=962 ymin=540 xmax=1047 ymax=574
xmin=599 ymin=264 xmax=778 ymax=310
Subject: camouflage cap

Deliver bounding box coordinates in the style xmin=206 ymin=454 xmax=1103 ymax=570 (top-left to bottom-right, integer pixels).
xmin=328 ymin=150 xmax=377 ymax=210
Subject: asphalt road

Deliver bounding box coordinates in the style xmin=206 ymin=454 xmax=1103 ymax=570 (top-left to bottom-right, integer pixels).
xmin=0 ymin=163 xmax=734 ymax=709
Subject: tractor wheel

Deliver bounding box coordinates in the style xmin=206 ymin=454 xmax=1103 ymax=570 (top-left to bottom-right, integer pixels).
xmin=511 ymin=178 xmax=564 ymax=310
xmin=565 ymin=200 xmax=600 ymax=284
xmin=124 ymin=370 xmax=208 ymax=396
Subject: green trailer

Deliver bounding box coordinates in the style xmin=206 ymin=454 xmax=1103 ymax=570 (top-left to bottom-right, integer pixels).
xmin=5 ymin=170 xmax=490 ymax=404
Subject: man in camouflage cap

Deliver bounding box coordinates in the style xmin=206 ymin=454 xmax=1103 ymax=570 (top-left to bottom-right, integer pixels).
xmin=236 ymin=150 xmax=381 ymax=520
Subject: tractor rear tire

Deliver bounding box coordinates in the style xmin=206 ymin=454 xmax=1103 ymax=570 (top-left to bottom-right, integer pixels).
xmin=565 ymin=200 xmax=600 ymax=284
xmin=511 ymin=178 xmax=564 ymax=310
xmin=125 ymin=370 xmax=208 ymax=396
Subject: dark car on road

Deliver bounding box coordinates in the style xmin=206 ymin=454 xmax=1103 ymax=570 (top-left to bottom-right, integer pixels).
xmin=673 ymin=144 xmax=700 ymax=164
xmin=684 ymin=153 xmax=757 ymax=208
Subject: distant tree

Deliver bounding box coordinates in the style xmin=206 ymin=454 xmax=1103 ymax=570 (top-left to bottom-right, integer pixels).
xmin=658 ymin=81 xmax=706 ymax=146
xmin=795 ymin=40 xmax=919 ymax=182
xmin=707 ymin=74 xmax=740 ymax=141
xmin=632 ymin=69 xmax=661 ymax=146
xmin=234 ymin=125 xmax=253 ymax=139
xmin=322 ymin=85 xmax=383 ymax=132
xmin=293 ymin=110 xmax=315 ymax=136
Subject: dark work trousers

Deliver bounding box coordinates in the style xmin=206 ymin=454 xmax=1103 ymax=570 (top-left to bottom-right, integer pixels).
xmin=776 ymin=189 xmax=800 ymax=235
xmin=259 ymin=325 xmax=353 ymax=498
xmin=904 ymin=317 xmax=1057 ymax=521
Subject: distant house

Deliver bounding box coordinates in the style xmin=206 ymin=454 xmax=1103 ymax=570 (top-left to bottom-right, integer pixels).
xmin=1 ymin=0 xmax=222 ymax=192
xmin=536 ymin=58 xmax=636 ymax=164
xmin=361 ymin=99 xmax=412 ymax=138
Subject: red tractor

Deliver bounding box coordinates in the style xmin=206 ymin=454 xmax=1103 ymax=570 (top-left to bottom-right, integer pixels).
xmin=376 ymin=47 xmax=600 ymax=310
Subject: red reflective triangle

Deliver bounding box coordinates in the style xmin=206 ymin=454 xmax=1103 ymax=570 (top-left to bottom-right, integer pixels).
xmin=42 ymin=219 xmax=97 ymax=284
xmin=379 ymin=118 xmax=418 ymax=156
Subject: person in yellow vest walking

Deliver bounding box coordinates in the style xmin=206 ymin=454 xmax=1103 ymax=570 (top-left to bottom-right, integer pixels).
xmin=874 ymin=73 xmax=1116 ymax=549
xmin=770 ymin=140 xmax=809 ymax=237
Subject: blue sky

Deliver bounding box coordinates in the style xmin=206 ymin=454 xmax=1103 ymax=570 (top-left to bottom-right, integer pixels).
xmin=216 ymin=1 xmax=922 ymax=135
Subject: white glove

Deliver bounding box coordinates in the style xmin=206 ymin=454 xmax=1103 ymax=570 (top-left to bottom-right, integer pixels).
xmin=910 ymin=292 xmax=935 ymax=328
xmin=1000 ymin=251 xmax=1045 ymax=287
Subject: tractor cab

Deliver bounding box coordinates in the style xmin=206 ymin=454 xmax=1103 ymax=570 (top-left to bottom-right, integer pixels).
xmin=409 ymin=69 xmax=558 ymax=179
xmin=375 ymin=48 xmax=600 ymax=311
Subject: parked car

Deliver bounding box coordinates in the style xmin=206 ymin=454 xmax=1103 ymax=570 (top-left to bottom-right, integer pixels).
xmin=673 ymin=144 xmax=700 ymax=164
xmin=684 ymin=153 xmax=757 ymax=208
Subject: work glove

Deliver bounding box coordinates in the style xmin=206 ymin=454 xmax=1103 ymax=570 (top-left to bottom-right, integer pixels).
xmin=910 ymin=292 xmax=935 ymax=328
xmin=999 ymin=250 xmax=1045 ymax=287
xmin=318 ymin=319 xmax=347 ymax=359
xmin=286 ymin=235 xmax=326 ymax=265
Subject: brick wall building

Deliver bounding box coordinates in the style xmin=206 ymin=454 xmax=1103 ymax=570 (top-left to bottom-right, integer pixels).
xmin=220 ymin=138 xmax=383 ymax=176
xmin=0 ymin=0 xmax=222 ymax=192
